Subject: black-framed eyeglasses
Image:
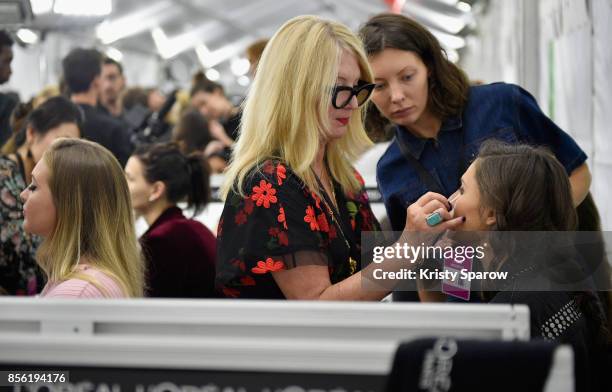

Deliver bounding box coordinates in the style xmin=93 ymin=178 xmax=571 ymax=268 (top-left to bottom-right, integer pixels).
xmin=331 ymin=81 xmax=376 ymax=109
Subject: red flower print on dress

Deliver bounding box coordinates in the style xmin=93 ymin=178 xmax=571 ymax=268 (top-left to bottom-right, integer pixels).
xmin=276 ymin=164 xmax=286 ymax=185
xmin=268 ymin=227 xmax=289 ymax=246
xmin=240 ymin=275 xmax=256 ymax=286
xmin=304 ymin=206 xmax=320 ymax=231
xmin=354 ymin=170 xmax=365 ymax=187
xmin=278 ymin=231 xmax=289 ymax=246
xmin=311 ymin=191 xmax=321 ymax=209
xmin=278 ymin=207 xmax=288 ymax=229
xmin=328 ymin=224 xmax=337 ymax=240
xmin=251 ymin=258 xmax=285 ymax=274
xmin=230 ymin=259 xmax=246 ymax=272
xmin=317 ymin=213 xmax=329 ymax=233
xmin=360 ymin=208 xmax=374 ymax=229
xmin=251 ymin=180 xmax=277 ymax=208
xmin=222 ymin=287 xmax=240 ymax=298
xmin=235 ymin=211 xmax=248 ymax=226
xmin=243 ymin=198 xmax=255 ymax=215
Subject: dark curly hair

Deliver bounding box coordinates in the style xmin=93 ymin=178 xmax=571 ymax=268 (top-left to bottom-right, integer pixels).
xmin=132 ymin=142 xmax=210 ymax=215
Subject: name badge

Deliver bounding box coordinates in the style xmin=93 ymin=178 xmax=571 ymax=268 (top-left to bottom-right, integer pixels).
xmin=441 ymin=251 xmax=472 ymax=301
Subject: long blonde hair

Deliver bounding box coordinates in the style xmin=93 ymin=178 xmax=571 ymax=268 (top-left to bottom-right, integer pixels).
xmin=37 ymin=138 xmax=144 ymax=297
xmin=222 ymin=15 xmax=374 ymax=199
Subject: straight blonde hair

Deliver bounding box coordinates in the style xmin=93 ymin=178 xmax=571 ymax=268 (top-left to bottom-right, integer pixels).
xmin=222 ymin=15 xmax=374 ymax=199
xmin=37 ymin=138 xmax=144 ymax=297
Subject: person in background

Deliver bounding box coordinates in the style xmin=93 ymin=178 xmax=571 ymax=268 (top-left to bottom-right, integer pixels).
xmin=172 ymin=109 xmax=226 ymax=174
xmin=125 ymin=142 xmax=216 ymax=298
xmin=21 ymin=138 xmax=143 ymax=298
xmin=121 ymin=87 xmax=148 ymax=113
xmin=190 ymin=73 xmax=240 ymax=148
xmin=62 ymin=48 xmax=132 ymax=167
xmin=3 ymin=87 xmax=62 ymax=154
xmin=58 ymin=76 xmax=70 ymax=98
xmin=172 ymin=109 xmax=211 ymax=155
xmin=99 ymin=57 xmax=126 ymax=119
xmin=32 ymin=85 xmax=60 ymax=108
xmin=164 ymin=89 xmax=191 ymax=127
xmin=121 ymin=86 xmax=168 ymax=115
xmin=0 ymin=97 xmax=81 ymax=295
xmin=6 ymin=99 xmax=34 ymax=148
xmin=245 ymin=38 xmax=268 ymax=78
xmin=359 ymin=13 xmax=591 ymax=233
xmin=0 ymin=30 xmax=17 ymax=146
xmin=146 ymin=88 xmax=166 ymax=113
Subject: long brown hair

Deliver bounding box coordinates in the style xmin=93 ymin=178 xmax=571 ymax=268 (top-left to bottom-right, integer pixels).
xmin=475 ymin=140 xmax=576 ymax=231
xmin=359 ymin=13 xmax=469 ymax=137
xmin=475 ymin=140 xmax=608 ymax=344
xmin=38 ymin=138 xmax=144 ymax=297
xmin=575 ymin=193 xmax=612 ymax=342
xmin=172 ymin=109 xmax=212 ymax=155
xmin=474 ymin=140 xmax=576 ymax=287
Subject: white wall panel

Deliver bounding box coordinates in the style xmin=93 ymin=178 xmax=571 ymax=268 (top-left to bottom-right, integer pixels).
xmin=0 ymin=44 xmax=43 ymax=101
xmin=464 ymin=0 xmax=610 ymax=227
xmin=552 ymin=26 xmax=593 ymax=157
xmin=591 ymin=0 xmax=612 ymax=228
xmin=460 ymin=0 xmax=522 ymax=84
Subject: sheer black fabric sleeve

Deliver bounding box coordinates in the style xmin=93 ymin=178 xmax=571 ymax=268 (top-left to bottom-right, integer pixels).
xmin=216 ymin=160 xmax=331 ymax=298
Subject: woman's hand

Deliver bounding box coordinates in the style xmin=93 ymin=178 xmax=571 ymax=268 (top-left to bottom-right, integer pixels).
xmin=405 ymin=192 xmax=464 ymax=232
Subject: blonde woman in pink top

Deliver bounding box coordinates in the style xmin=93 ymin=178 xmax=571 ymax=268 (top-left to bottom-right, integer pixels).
xmin=20 ymin=138 xmax=144 ymax=299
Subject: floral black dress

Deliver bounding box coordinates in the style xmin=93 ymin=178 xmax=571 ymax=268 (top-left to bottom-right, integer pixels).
xmin=0 ymin=155 xmax=45 ymax=295
xmin=216 ymin=159 xmax=380 ymax=299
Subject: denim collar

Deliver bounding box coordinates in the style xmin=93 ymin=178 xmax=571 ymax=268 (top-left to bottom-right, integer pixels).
xmin=395 ymin=115 xmax=463 ymax=160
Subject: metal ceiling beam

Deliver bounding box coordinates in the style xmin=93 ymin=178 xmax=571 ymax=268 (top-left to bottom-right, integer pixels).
xmin=162 ymin=0 xmax=330 ymax=62
xmin=96 ymin=1 xmax=180 ymax=44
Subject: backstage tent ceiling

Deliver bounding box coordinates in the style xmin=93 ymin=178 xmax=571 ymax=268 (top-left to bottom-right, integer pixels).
xmin=8 ymin=0 xmax=481 ymax=86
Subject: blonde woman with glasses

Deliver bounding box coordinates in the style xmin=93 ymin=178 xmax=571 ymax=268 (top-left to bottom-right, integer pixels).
xmin=216 ymin=15 xmax=462 ymax=300
xmin=20 ymin=138 xmax=144 ymax=298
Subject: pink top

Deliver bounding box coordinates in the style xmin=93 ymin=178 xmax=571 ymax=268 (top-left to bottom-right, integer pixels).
xmin=41 ymin=264 xmax=126 ymax=298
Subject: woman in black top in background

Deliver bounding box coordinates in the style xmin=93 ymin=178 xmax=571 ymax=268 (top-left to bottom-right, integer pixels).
xmin=0 ymin=96 xmax=81 ymax=295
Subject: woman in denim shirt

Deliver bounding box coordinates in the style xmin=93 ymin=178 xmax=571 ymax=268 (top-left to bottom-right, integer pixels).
xmin=359 ymin=13 xmax=591 ymax=232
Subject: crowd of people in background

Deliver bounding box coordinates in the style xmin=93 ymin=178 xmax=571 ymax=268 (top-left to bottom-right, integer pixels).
xmin=0 ymin=28 xmax=269 ymax=300
xmin=0 ymin=12 xmax=610 ymax=390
